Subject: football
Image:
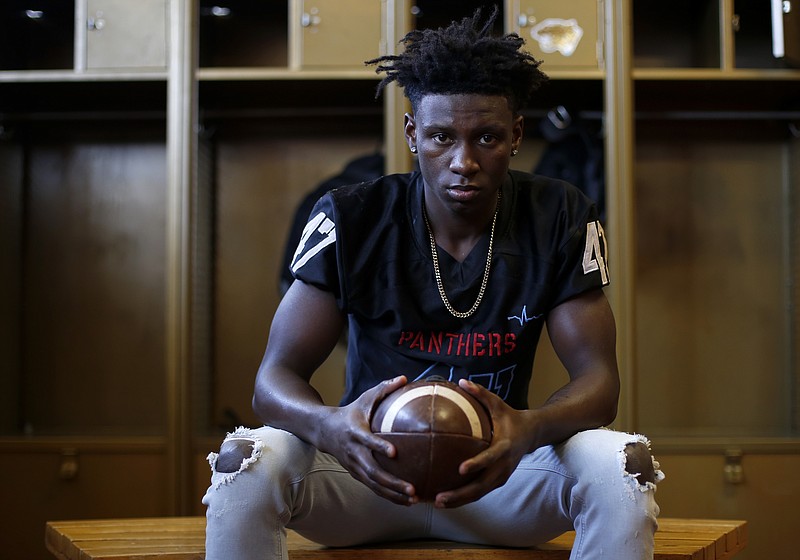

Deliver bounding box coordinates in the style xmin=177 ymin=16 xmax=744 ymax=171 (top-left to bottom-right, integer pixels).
xmin=370 ymin=378 xmax=493 ymax=501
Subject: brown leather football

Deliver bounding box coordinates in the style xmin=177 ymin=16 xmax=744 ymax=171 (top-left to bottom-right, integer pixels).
xmin=370 ymin=379 xmax=493 ymax=501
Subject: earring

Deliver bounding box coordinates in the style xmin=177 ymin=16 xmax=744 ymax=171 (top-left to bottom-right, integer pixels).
xmin=511 ymin=149 xmax=518 ymax=157
xmin=410 ymin=146 xmax=417 ymax=154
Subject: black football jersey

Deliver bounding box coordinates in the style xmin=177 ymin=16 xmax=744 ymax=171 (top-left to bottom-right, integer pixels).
xmin=289 ymin=170 xmax=609 ymax=409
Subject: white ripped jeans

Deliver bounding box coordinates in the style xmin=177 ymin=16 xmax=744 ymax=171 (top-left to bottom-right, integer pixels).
xmin=202 ymin=426 xmax=663 ymax=560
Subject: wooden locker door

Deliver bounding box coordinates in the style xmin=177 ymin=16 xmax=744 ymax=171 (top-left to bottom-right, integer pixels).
xmin=86 ymin=0 xmax=167 ymax=70
xmin=655 ymin=452 xmax=800 ymax=560
xmin=299 ymin=0 xmax=383 ymax=68
xmin=517 ymin=0 xmax=601 ymax=69
xmin=0 ymin=447 xmax=168 ymax=560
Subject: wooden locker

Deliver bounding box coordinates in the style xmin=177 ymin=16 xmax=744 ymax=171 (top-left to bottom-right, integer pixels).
xmin=298 ymin=0 xmax=384 ymax=68
xmin=85 ymin=0 xmax=167 ymax=70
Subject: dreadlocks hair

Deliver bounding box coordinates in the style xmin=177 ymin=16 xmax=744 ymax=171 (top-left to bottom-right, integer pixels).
xmin=366 ymin=5 xmax=548 ymax=114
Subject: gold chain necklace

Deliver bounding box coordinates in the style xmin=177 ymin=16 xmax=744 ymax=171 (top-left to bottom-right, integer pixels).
xmin=422 ymin=193 xmax=500 ymax=319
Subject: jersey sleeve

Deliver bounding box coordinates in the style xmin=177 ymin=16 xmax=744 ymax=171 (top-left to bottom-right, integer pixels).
xmin=551 ymin=203 xmax=610 ymax=306
xmin=288 ymin=193 xmax=342 ymax=299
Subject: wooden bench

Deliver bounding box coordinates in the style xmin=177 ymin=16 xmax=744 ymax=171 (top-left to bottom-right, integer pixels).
xmin=46 ymin=516 xmax=748 ymax=560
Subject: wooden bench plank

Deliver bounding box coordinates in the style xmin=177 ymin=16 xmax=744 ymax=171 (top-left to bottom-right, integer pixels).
xmin=45 ymin=517 xmax=747 ymax=560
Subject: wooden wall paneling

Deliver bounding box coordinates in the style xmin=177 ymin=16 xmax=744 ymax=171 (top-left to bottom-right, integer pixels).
xmin=21 ymin=139 xmax=168 ymax=436
xmin=655 ymin=452 xmax=800 ymax=560
xmin=210 ymin=131 xmax=380 ymax=430
xmin=0 ymin=142 xmax=24 ymax=433
xmin=634 ymin=125 xmax=792 ymax=437
xmin=0 ymin=444 xmax=168 ymax=560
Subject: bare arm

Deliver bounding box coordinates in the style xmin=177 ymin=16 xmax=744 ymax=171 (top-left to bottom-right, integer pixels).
xmin=252 ymin=280 xmax=416 ymax=504
xmin=252 ymin=279 xmax=346 ymax=435
xmin=531 ymin=287 xmax=621 ymax=443
xmin=436 ymin=288 xmax=620 ymax=508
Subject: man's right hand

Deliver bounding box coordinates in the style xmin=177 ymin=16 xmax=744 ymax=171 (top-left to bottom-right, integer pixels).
xmin=317 ymin=375 xmax=419 ymax=506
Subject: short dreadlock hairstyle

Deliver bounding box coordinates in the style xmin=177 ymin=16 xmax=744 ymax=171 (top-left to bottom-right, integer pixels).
xmin=366 ymin=6 xmax=547 ymax=114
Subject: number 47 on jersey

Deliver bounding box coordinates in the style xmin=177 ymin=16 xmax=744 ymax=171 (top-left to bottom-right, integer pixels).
xmin=582 ymin=220 xmax=609 ymax=285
